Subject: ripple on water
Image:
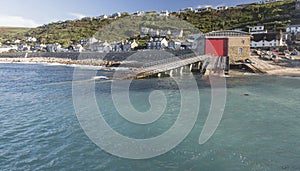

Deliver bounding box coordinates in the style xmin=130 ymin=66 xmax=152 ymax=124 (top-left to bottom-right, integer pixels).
xmin=0 ymin=64 xmax=300 ymax=170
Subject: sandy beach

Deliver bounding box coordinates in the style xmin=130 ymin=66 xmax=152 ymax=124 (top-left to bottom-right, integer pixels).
xmin=230 ymin=55 xmax=300 ymax=77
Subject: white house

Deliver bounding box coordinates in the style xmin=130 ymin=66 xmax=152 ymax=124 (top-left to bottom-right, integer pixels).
xmin=14 ymin=39 xmax=21 ymax=44
xmin=147 ymin=38 xmax=168 ymax=50
xmin=17 ymin=44 xmax=30 ymax=52
xmin=249 ymin=25 xmax=267 ymax=34
xmin=168 ymin=40 xmax=182 ymax=50
xmin=160 ymin=38 xmax=168 ymax=48
xmin=159 ymin=10 xmax=170 ymax=17
xmin=141 ymin=27 xmax=149 ymax=34
xmin=26 ymin=37 xmax=37 ymax=42
xmin=133 ymin=11 xmax=145 ymax=16
xmin=195 ymin=7 xmax=212 ymax=13
xmin=249 ymin=25 xmax=264 ymax=32
xmin=216 ymin=6 xmax=228 ymax=10
xmin=130 ymin=40 xmax=139 ymax=49
xmin=286 ymin=25 xmax=300 ymax=34
xmin=260 ymin=0 xmax=280 ymax=4
xmin=172 ymin=29 xmax=183 ymax=38
xmin=179 ymin=7 xmax=193 ymax=13
xmin=250 ymin=32 xmax=285 ymax=48
xmin=111 ymin=12 xmax=121 ymax=18
xmin=88 ymin=41 xmax=111 ymax=52
xmin=149 ymin=29 xmax=160 ymax=37
xmin=99 ymin=15 xmax=108 ymax=19
xmin=74 ymin=44 xmax=84 ymax=52
xmin=83 ymin=37 xmax=99 ymax=44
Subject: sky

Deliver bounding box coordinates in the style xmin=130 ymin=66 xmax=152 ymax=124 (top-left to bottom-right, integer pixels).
xmin=0 ymin=0 xmax=256 ymax=27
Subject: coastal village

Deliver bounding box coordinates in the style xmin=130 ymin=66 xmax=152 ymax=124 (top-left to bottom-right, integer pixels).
xmin=0 ymin=0 xmax=300 ymax=75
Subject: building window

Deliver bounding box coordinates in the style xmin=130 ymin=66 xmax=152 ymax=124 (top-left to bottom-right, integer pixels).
xmin=270 ymin=43 xmax=272 ymax=46
xmin=242 ymin=40 xmax=245 ymax=44
xmin=238 ymin=48 xmax=243 ymax=55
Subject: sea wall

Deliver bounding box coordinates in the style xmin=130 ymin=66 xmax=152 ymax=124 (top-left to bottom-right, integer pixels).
xmin=0 ymin=50 xmax=195 ymax=62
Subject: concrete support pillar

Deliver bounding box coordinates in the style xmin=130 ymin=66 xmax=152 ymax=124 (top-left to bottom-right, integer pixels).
xmin=169 ymin=70 xmax=173 ymax=77
xmin=157 ymin=73 xmax=161 ymax=78
xmin=197 ymin=61 xmax=201 ymax=70
xmin=180 ymin=66 xmax=184 ymax=75
xmin=166 ymin=70 xmax=174 ymax=77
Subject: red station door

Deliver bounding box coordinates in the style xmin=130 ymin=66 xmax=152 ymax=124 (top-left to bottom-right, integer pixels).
xmin=205 ymin=38 xmax=228 ymax=56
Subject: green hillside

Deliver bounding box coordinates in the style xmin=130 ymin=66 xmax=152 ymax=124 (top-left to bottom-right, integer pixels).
xmin=175 ymin=0 xmax=297 ymax=33
xmin=0 ymin=27 xmax=30 ymax=43
xmin=0 ymin=0 xmax=298 ymax=47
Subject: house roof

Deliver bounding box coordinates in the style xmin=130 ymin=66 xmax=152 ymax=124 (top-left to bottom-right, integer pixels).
xmin=205 ymin=30 xmax=250 ymax=37
xmin=287 ymin=24 xmax=300 ymax=27
xmin=252 ymin=32 xmax=281 ymax=42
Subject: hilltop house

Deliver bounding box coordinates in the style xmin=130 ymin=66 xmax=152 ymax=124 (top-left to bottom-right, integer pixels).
xmin=216 ymin=6 xmax=228 ymax=10
xmin=111 ymin=12 xmax=121 ymax=19
xmin=99 ymin=15 xmax=108 ymax=19
xmin=179 ymin=7 xmax=193 ymax=13
xmin=133 ymin=11 xmax=145 ymax=16
xmin=159 ymin=10 xmax=170 ymax=17
xmin=195 ymin=7 xmax=213 ymax=13
xmin=236 ymin=3 xmax=257 ymax=9
xmin=260 ymin=0 xmax=281 ymax=4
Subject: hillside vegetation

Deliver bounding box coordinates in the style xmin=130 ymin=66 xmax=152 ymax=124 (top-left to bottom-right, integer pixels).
xmin=0 ymin=0 xmax=298 ymax=47
xmin=175 ymin=0 xmax=296 ymax=33
xmin=0 ymin=27 xmax=30 ymax=43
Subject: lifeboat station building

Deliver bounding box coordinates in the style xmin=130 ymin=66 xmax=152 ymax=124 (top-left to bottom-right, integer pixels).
xmin=196 ymin=30 xmax=251 ymax=64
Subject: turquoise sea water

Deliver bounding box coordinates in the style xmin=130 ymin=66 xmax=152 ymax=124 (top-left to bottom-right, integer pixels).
xmin=0 ymin=63 xmax=300 ymax=171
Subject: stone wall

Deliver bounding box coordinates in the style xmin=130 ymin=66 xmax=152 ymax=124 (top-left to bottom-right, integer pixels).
xmin=0 ymin=50 xmax=195 ymax=62
xmin=227 ymin=37 xmax=251 ymax=63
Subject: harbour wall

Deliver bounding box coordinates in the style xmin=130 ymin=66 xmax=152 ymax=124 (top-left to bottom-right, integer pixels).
xmin=0 ymin=50 xmax=195 ymax=62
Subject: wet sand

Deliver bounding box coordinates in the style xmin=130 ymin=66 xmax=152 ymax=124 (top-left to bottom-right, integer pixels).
xmin=230 ymin=55 xmax=300 ymax=77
